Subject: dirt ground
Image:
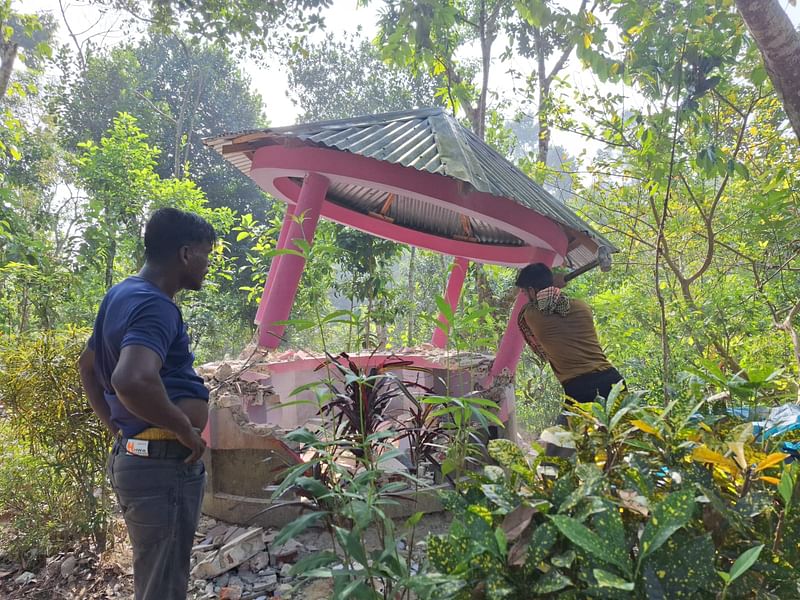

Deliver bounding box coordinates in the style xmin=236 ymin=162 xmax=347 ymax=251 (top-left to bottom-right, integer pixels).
xmin=0 ymin=509 xmax=452 ymax=599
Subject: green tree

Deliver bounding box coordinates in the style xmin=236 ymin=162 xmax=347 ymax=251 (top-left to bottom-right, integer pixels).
xmin=55 ymin=35 xmax=267 ymax=326
xmin=99 ymin=0 xmax=332 ymax=53
xmin=564 ymin=0 xmax=800 ymax=400
xmin=76 ymin=112 xmax=233 ymax=290
xmin=287 ymin=31 xmax=441 ymax=121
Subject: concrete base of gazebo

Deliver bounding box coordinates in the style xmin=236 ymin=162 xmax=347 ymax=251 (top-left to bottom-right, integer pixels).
xmin=197 ymin=348 xmax=515 ymax=527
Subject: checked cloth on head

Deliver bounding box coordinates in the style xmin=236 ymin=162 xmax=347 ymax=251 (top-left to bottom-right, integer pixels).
xmin=517 ymin=287 xmax=570 ymax=362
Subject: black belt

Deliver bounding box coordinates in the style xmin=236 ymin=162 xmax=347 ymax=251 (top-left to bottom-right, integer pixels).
xmin=116 ymin=437 xmax=192 ymax=460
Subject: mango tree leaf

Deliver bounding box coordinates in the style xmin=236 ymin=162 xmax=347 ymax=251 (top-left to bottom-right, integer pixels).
xmin=639 ymin=489 xmax=696 ymax=563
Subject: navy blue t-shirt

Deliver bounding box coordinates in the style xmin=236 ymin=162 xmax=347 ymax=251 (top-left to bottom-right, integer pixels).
xmin=88 ymin=276 xmax=209 ymax=437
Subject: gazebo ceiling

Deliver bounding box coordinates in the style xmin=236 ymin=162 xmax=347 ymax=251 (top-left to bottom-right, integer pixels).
xmin=205 ymin=108 xmax=616 ymax=269
xmin=315 ymin=178 xmax=525 ymax=247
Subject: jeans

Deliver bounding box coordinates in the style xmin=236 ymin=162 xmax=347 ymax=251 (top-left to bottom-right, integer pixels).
xmin=562 ymin=367 xmax=625 ymax=405
xmin=546 ymin=368 xmax=625 ymax=458
xmin=108 ymin=441 xmax=205 ymax=600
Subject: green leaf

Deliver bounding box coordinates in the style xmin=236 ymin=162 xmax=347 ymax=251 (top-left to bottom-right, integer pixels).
xmin=642 ymin=532 xmax=716 ymax=598
xmin=334 ymin=525 xmax=369 ymax=567
xmin=750 ymin=65 xmax=767 ymax=86
xmin=531 ymin=569 xmax=572 ymax=594
xmin=551 ymin=549 xmax=576 ymax=568
xmin=549 ymin=515 xmax=629 ymax=574
xmin=289 ymin=550 xmax=338 ymax=576
xmin=434 ymin=295 xmax=454 ymax=324
xmin=495 ymin=527 xmax=508 ymax=556
xmin=733 ymin=161 xmax=750 ymax=181
xmin=778 ymin=465 xmax=795 ymax=509
xmin=294 ymin=476 xmax=331 ymax=500
xmin=639 ymin=489 xmax=695 ymax=562
xmin=593 ymin=569 xmax=634 ymax=590
xmin=405 ymin=511 xmax=424 ymax=528
xmin=274 ymin=511 xmax=326 ymax=547
xmin=284 ymin=428 xmax=320 ymax=446
xmin=728 ymin=544 xmax=764 ymax=583
xmin=514 ymin=521 xmax=555 ymax=569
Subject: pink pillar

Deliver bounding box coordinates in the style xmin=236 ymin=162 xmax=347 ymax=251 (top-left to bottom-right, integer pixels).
xmin=255 ymin=204 xmax=296 ymax=325
xmin=485 ymin=249 xmax=556 ymax=385
xmin=431 ymin=256 xmax=470 ymax=348
xmin=258 ymin=172 xmax=329 ymax=348
xmin=487 ymin=291 xmax=529 ymax=383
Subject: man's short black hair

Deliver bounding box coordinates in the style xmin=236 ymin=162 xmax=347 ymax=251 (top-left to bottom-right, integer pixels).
xmin=144 ymin=208 xmax=216 ymax=263
xmin=515 ymin=262 xmax=553 ymax=290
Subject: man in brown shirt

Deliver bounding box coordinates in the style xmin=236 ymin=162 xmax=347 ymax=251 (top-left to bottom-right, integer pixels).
xmin=516 ymin=263 xmax=623 ymax=453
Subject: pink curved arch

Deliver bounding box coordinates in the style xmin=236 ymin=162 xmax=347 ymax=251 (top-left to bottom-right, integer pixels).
xmin=250 ymin=145 xmax=568 ymax=267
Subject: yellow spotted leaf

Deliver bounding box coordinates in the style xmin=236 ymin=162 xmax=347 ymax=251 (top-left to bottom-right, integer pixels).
xmin=755 ymin=453 xmax=789 ymax=472
xmin=631 ymin=419 xmax=661 ymax=438
xmin=692 ymin=446 xmax=738 ymax=473
xmin=727 ymin=442 xmax=747 ymax=470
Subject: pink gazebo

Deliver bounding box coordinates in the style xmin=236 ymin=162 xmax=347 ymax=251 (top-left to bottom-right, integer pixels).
xmin=205 ymin=108 xmax=614 ymax=384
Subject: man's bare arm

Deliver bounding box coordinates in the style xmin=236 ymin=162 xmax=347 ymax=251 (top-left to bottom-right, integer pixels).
xmin=111 ymin=345 xmax=205 ymax=462
xmin=78 ymin=347 xmax=117 ymax=435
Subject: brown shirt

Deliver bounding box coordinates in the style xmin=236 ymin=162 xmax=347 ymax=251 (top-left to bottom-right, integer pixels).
xmin=522 ymin=298 xmax=613 ymax=384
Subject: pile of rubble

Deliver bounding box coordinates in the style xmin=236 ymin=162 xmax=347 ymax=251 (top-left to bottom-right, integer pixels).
xmin=188 ymin=517 xmax=312 ymax=600
xmin=0 ymin=514 xmax=333 ymax=600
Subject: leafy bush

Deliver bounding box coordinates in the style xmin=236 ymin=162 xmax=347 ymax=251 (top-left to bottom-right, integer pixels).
xmin=426 ymin=383 xmax=800 ymax=599
xmin=0 ymin=327 xmax=112 ymax=565
xmin=271 ymin=355 xmax=500 ymax=599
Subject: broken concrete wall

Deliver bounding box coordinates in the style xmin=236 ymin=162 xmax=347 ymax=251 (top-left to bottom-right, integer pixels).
xmin=197 ymin=347 xmax=513 ymax=527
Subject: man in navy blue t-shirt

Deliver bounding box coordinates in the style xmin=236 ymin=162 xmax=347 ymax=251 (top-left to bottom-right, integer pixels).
xmin=79 ymin=208 xmax=216 ymax=600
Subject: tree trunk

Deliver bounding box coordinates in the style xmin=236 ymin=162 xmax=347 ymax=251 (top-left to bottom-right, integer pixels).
xmin=736 ymin=0 xmax=800 ymax=141
xmin=776 ymin=298 xmax=800 ymax=403
xmin=534 ymin=30 xmax=550 ymax=167
xmin=0 ymin=40 xmax=18 ymax=100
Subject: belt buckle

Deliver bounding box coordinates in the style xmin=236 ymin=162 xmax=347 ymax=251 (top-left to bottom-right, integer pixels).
xmin=125 ymin=439 xmax=150 ymax=457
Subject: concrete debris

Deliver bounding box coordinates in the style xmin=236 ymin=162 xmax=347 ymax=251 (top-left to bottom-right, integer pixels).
xmin=192 ymin=527 xmax=264 ymax=579
xmin=14 ymin=571 xmax=35 ymax=585
xmin=186 ymin=517 xmax=319 ymax=600
xmin=215 ymin=362 xmax=234 ymax=381
xmin=248 ymin=551 xmax=270 ymax=572
xmin=219 ymin=584 xmax=243 ymax=600
xmin=271 ymin=539 xmax=303 ymax=565
xmin=59 ymin=555 xmax=77 ymax=578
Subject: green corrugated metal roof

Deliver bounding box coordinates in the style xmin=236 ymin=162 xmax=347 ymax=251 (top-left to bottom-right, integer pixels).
xmin=204 ymin=108 xmax=617 ymax=265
